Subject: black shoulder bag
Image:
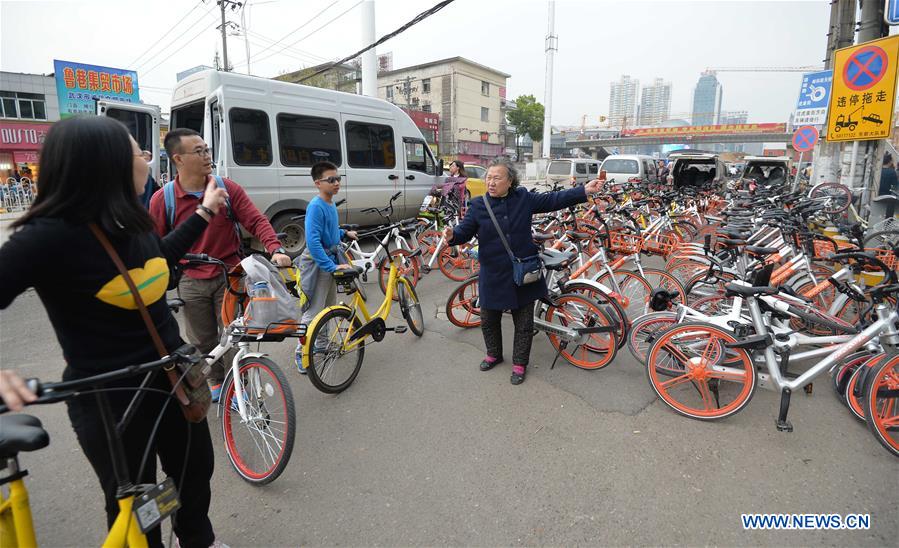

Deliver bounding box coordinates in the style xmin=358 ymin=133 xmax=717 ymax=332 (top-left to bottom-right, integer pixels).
xmin=482 ymin=196 xmax=543 ymax=286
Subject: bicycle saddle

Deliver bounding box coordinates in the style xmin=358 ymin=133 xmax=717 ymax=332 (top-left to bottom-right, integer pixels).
xmin=0 ymin=414 xmax=49 ymax=458
xmin=564 ymin=230 xmax=593 ymax=241
xmin=539 ymin=249 xmax=576 ymax=271
xmin=724 ymin=283 xmax=778 ymax=297
xmin=532 ymin=232 xmax=554 ymax=243
xmin=718 ymin=238 xmax=747 ymax=247
xmin=332 ymin=266 xmax=365 ymax=279
xmin=745 ymin=246 xmax=779 ymax=257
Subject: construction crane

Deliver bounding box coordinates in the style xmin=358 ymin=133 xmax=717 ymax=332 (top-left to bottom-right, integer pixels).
xmin=707 ymin=66 xmax=824 ymax=73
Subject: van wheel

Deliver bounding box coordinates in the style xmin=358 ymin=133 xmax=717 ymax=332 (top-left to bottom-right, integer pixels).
xmin=272 ymin=212 xmax=305 ymax=258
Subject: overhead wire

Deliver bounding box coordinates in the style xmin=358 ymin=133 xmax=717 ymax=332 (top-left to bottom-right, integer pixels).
xmin=128 ymin=0 xmax=206 ymax=67
xmin=233 ymin=0 xmax=363 ymax=69
xmin=135 ymin=3 xmax=220 ymax=72
xmin=296 ymin=0 xmax=456 ymax=83
xmin=243 ymin=29 xmax=330 ymax=65
xmin=230 ymin=0 xmax=341 ymax=68
xmin=140 ymin=18 xmax=221 ymax=78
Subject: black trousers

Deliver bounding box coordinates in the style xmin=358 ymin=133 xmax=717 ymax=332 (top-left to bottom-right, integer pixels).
xmin=480 ymin=303 xmax=535 ymax=366
xmin=66 ymin=374 xmax=215 ymax=548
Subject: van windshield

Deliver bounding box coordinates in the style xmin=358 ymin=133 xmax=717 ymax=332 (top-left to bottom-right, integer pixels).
xmin=548 ymin=161 xmax=571 ymax=175
xmin=171 ymin=101 xmax=204 ymax=136
xmin=601 ymin=159 xmax=638 ymax=174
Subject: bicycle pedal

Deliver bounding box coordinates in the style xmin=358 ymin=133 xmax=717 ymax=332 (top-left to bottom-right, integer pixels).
xmin=392 ymin=326 xmax=408 ymax=334
xmin=421 ymin=265 xmax=432 ymax=274
xmin=775 ymin=419 xmax=794 ymax=433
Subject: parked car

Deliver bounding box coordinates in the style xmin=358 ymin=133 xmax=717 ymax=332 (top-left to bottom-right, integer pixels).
xmin=598 ymin=154 xmax=659 ymax=185
xmin=546 ymin=158 xmax=601 ymax=187
xmin=667 ymin=152 xmax=727 ymax=190
xmin=740 ymin=156 xmax=792 ymax=188
xmin=169 ymin=70 xmax=443 ymax=256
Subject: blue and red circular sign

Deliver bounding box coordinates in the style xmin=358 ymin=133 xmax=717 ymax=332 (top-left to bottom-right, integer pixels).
xmin=792 ymin=125 xmax=819 ymax=152
xmin=843 ymin=45 xmax=888 ymax=91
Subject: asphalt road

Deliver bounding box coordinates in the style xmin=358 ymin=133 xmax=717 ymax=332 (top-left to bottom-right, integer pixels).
xmin=1 ymin=249 xmax=897 ymax=546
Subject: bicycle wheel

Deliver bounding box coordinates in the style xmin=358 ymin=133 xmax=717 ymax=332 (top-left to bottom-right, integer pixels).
xmin=641 ymin=268 xmax=687 ymax=300
xmin=397 ymin=278 xmax=424 ymax=337
xmin=810 ymin=182 xmax=851 ymax=214
xmin=673 ymin=220 xmax=699 ymax=242
xmin=862 ymin=354 xmax=899 ymax=458
xmin=221 ymin=356 xmax=296 ymax=485
xmin=596 ymin=269 xmax=653 ymax=319
xmin=417 ymin=229 xmax=443 ymax=262
xmin=438 ymin=244 xmax=479 ymax=281
xmin=306 ymin=307 xmax=365 ymax=394
xmin=627 ymin=312 xmax=676 ymax=363
xmin=446 ymin=276 xmax=481 ymax=328
xmin=645 ymin=322 xmax=756 ymax=420
xmin=378 ymin=249 xmax=421 ymax=300
xmin=832 ymin=350 xmax=877 ymax=407
xmin=863 ymin=229 xmax=899 ymax=248
xmin=542 ymin=293 xmax=618 ymax=370
xmin=846 ymin=353 xmax=887 ymax=421
xmin=564 ymin=281 xmax=629 ymax=349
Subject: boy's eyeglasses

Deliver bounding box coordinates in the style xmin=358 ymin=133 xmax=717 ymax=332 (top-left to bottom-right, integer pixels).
xmin=316 ymin=176 xmax=342 ymax=184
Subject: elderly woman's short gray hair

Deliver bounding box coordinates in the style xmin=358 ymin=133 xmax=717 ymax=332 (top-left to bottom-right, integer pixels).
xmin=487 ymin=158 xmax=521 ymax=188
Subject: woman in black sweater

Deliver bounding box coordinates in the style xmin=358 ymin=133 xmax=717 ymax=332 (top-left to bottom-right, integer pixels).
xmin=0 ymin=117 xmax=227 ymax=548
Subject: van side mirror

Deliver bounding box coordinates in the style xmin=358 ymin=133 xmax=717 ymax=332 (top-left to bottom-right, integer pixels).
xmin=437 ymin=158 xmax=444 ymax=177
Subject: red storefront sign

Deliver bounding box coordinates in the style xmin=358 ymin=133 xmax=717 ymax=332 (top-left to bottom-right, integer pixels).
xmin=0 ymin=121 xmax=52 ymax=150
xmin=401 ymin=109 xmax=439 ymax=132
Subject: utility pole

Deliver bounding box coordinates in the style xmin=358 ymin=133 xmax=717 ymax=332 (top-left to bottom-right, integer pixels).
xmin=360 ymin=0 xmax=377 ymax=97
xmin=542 ymin=1 xmax=557 ymax=159
xmin=217 ymin=0 xmax=242 ymax=72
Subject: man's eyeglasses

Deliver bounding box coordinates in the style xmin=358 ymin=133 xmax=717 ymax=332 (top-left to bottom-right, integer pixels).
xmin=316 ymin=176 xmax=341 ymax=184
xmin=181 ymin=148 xmax=211 ymax=157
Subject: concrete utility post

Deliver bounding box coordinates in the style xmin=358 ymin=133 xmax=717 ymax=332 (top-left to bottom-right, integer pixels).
xmin=361 ymin=0 xmax=377 ymax=97
xmin=542 ymin=1 xmax=557 ymax=159
xmin=219 ymin=0 xmax=230 ymax=72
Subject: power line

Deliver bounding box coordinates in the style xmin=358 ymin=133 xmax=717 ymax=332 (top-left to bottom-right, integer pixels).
xmin=230 ymin=0 xmax=341 ymax=67
xmin=243 ymin=29 xmax=329 ymax=64
xmin=135 ymin=4 xmax=220 ymax=71
xmin=140 ymin=19 xmax=221 ymax=78
xmin=234 ymin=0 xmax=363 ymax=69
xmin=129 ymin=0 xmax=206 ymax=67
xmin=297 ymin=0 xmax=457 ymax=84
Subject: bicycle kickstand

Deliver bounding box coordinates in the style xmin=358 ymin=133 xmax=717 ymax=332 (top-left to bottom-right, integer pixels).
xmin=549 ymin=340 xmax=568 ymax=370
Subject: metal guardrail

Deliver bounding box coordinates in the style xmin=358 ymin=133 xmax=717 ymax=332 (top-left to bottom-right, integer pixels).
xmin=0 ymin=178 xmax=36 ymax=214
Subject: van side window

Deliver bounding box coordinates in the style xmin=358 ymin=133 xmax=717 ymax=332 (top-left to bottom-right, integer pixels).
xmin=404 ymin=138 xmax=435 ymax=175
xmin=588 ymin=163 xmax=599 ymax=174
xmin=575 ymin=163 xmax=587 ymax=174
xmin=229 ymin=108 xmax=272 ymax=166
xmin=345 ymin=121 xmax=396 ymax=169
xmin=277 ymin=113 xmax=342 ymax=167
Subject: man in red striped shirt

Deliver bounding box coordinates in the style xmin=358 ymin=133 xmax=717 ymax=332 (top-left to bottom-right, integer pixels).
xmin=150 ymin=128 xmax=290 ymax=399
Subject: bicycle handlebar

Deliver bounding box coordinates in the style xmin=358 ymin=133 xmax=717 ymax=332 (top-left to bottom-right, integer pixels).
xmin=0 ymin=345 xmax=200 ymax=414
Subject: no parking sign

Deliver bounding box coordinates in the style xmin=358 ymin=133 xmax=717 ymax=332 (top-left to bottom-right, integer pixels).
xmin=826 ymin=35 xmax=899 ymax=142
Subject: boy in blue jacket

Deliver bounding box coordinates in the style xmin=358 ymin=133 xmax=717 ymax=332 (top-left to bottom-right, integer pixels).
xmin=296 ymin=161 xmax=357 ymax=372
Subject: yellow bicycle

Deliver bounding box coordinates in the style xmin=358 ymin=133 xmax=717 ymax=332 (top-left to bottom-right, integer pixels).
xmin=0 ymin=347 xmax=200 ymax=548
xmin=301 ymin=244 xmax=424 ymax=393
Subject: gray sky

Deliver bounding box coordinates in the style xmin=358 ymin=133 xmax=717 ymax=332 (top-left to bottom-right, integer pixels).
xmin=0 ymin=0 xmax=858 ymax=125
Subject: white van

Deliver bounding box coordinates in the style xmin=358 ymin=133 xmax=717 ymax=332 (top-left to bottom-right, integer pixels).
xmin=169 ymin=70 xmax=443 ymax=254
xmin=545 ymin=158 xmax=601 ymax=187
xmin=599 ymin=154 xmax=659 ymax=185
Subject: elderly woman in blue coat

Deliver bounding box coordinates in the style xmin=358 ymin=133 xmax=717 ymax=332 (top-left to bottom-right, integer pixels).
xmin=443 ymin=159 xmax=602 ymax=385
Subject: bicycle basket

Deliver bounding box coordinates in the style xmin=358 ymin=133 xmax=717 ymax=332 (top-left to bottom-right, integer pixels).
xmin=221 ymin=257 xmax=302 ymax=336
xmin=607 ymin=230 xmax=642 ymax=254
xmin=641 ymin=232 xmax=679 ymax=256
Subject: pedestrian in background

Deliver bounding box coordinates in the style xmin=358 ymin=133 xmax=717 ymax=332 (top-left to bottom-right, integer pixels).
xmin=878 ymin=154 xmax=898 ymax=218
xmin=443 ymin=159 xmax=602 ymax=385
xmin=138 ymin=150 xmax=157 ymax=209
